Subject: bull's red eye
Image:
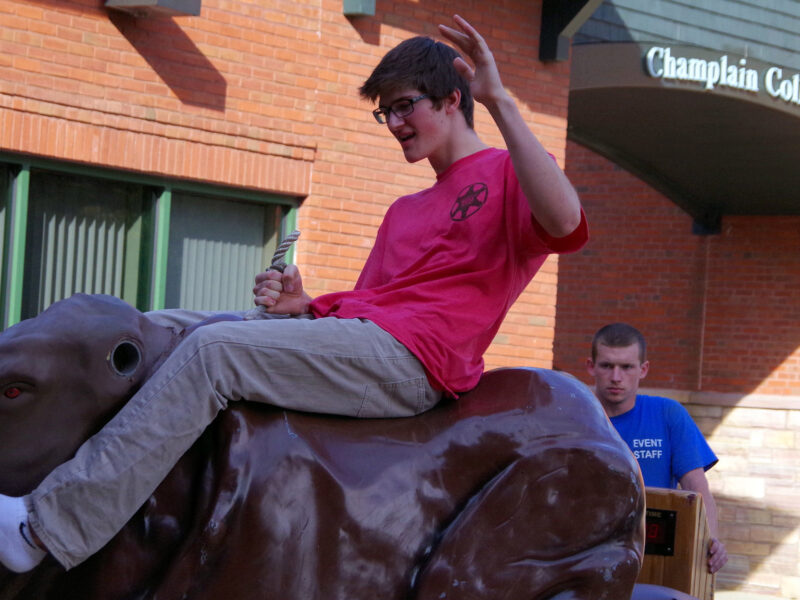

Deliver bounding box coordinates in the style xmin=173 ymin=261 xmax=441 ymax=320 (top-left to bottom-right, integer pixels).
xmin=4 ymin=387 xmax=21 ymax=399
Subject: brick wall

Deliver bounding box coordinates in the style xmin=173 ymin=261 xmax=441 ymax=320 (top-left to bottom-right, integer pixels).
xmin=558 ymin=140 xmax=800 ymax=598
xmin=556 ymin=141 xmax=800 ymax=397
xmin=553 ymin=142 xmax=707 ymax=386
xmin=703 ymin=217 xmax=800 ymax=395
xmin=0 ymin=0 xmax=570 ymax=370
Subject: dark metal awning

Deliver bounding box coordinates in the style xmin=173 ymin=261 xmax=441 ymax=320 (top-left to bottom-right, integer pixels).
xmin=569 ymin=43 xmax=800 ymax=231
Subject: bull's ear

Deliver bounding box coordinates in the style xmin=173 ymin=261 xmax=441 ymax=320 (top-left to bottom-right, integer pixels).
xmin=108 ymin=339 xmax=143 ymax=377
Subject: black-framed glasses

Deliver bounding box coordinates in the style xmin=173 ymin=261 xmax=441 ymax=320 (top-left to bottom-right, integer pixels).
xmin=372 ymin=94 xmax=429 ymax=124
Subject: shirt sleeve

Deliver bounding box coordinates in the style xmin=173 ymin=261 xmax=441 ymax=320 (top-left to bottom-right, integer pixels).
xmin=666 ymin=400 xmax=718 ymax=481
xmin=530 ymin=208 xmax=589 ymax=254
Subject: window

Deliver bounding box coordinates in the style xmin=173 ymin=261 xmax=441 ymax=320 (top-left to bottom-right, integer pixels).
xmin=0 ymin=157 xmax=296 ymax=327
xmin=166 ymin=192 xmax=283 ymax=311
xmin=23 ymin=170 xmax=145 ymax=319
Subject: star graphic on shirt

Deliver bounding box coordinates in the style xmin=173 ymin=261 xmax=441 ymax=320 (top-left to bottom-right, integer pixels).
xmin=450 ymin=182 xmax=488 ymax=221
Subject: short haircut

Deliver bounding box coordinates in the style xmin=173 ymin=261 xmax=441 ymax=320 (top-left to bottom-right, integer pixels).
xmin=591 ymin=323 xmax=647 ymax=363
xmin=359 ymin=36 xmax=475 ymax=129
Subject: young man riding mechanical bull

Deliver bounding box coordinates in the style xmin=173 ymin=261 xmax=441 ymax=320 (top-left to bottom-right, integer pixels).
xmin=1 ymin=14 xmax=588 ymax=577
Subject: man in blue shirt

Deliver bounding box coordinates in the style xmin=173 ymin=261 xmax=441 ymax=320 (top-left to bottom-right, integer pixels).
xmin=586 ymin=322 xmax=728 ymax=574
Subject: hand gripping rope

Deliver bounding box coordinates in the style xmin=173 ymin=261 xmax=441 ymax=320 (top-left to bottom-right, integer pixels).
xmin=243 ymin=229 xmax=301 ymax=320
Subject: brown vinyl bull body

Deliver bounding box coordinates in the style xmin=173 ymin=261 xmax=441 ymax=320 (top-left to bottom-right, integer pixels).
xmin=0 ymin=294 xmax=645 ymax=599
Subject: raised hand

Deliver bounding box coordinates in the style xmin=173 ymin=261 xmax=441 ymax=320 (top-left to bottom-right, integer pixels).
xmin=438 ymin=14 xmax=507 ymax=106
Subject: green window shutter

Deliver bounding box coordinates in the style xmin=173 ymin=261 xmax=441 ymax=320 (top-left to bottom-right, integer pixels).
xmin=0 ymin=155 xmax=295 ymax=322
xmin=22 ymin=170 xmax=144 ymax=319
xmin=165 ymin=192 xmax=282 ymax=311
xmin=0 ymin=165 xmax=8 ymax=316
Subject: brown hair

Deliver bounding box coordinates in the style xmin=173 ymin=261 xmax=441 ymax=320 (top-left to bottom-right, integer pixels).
xmin=359 ymin=36 xmax=475 ymax=129
xmin=591 ymin=323 xmax=647 ymax=362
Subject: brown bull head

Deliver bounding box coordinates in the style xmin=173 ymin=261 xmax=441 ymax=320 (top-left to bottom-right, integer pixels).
xmin=0 ymin=294 xmax=178 ymax=496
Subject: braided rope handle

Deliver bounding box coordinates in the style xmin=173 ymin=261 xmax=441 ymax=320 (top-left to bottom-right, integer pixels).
xmin=267 ymin=229 xmax=301 ymax=273
xmin=243 ymin=229 xmax=301 ymax=320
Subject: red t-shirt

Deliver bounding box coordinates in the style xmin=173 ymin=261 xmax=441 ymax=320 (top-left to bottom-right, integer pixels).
xmin=311 ymin=148 xmax=588 ymax=396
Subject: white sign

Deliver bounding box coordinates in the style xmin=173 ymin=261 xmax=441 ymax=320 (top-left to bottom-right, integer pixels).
xmin=645 ymin=46 xmax=800 ymax=107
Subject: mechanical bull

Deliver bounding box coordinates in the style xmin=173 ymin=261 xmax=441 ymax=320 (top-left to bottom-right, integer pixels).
xmin=0 ymin=294 xmax=645 ymax=599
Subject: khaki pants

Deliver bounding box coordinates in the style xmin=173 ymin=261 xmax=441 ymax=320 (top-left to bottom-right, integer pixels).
xmin=27 ymin=312 xmax=441 ymax=569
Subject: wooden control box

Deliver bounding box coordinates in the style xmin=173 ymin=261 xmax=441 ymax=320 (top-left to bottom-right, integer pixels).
xmin=637 ymin=487 xmax=714 ymax=600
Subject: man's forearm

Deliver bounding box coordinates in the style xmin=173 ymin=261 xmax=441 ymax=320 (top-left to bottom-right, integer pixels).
xmin=484 ymin=93 xmax=582 ymax=238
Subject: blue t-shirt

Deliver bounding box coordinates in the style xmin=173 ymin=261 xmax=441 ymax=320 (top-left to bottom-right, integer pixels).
xmin=610 ymin=395 xmax=718 ymax=489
